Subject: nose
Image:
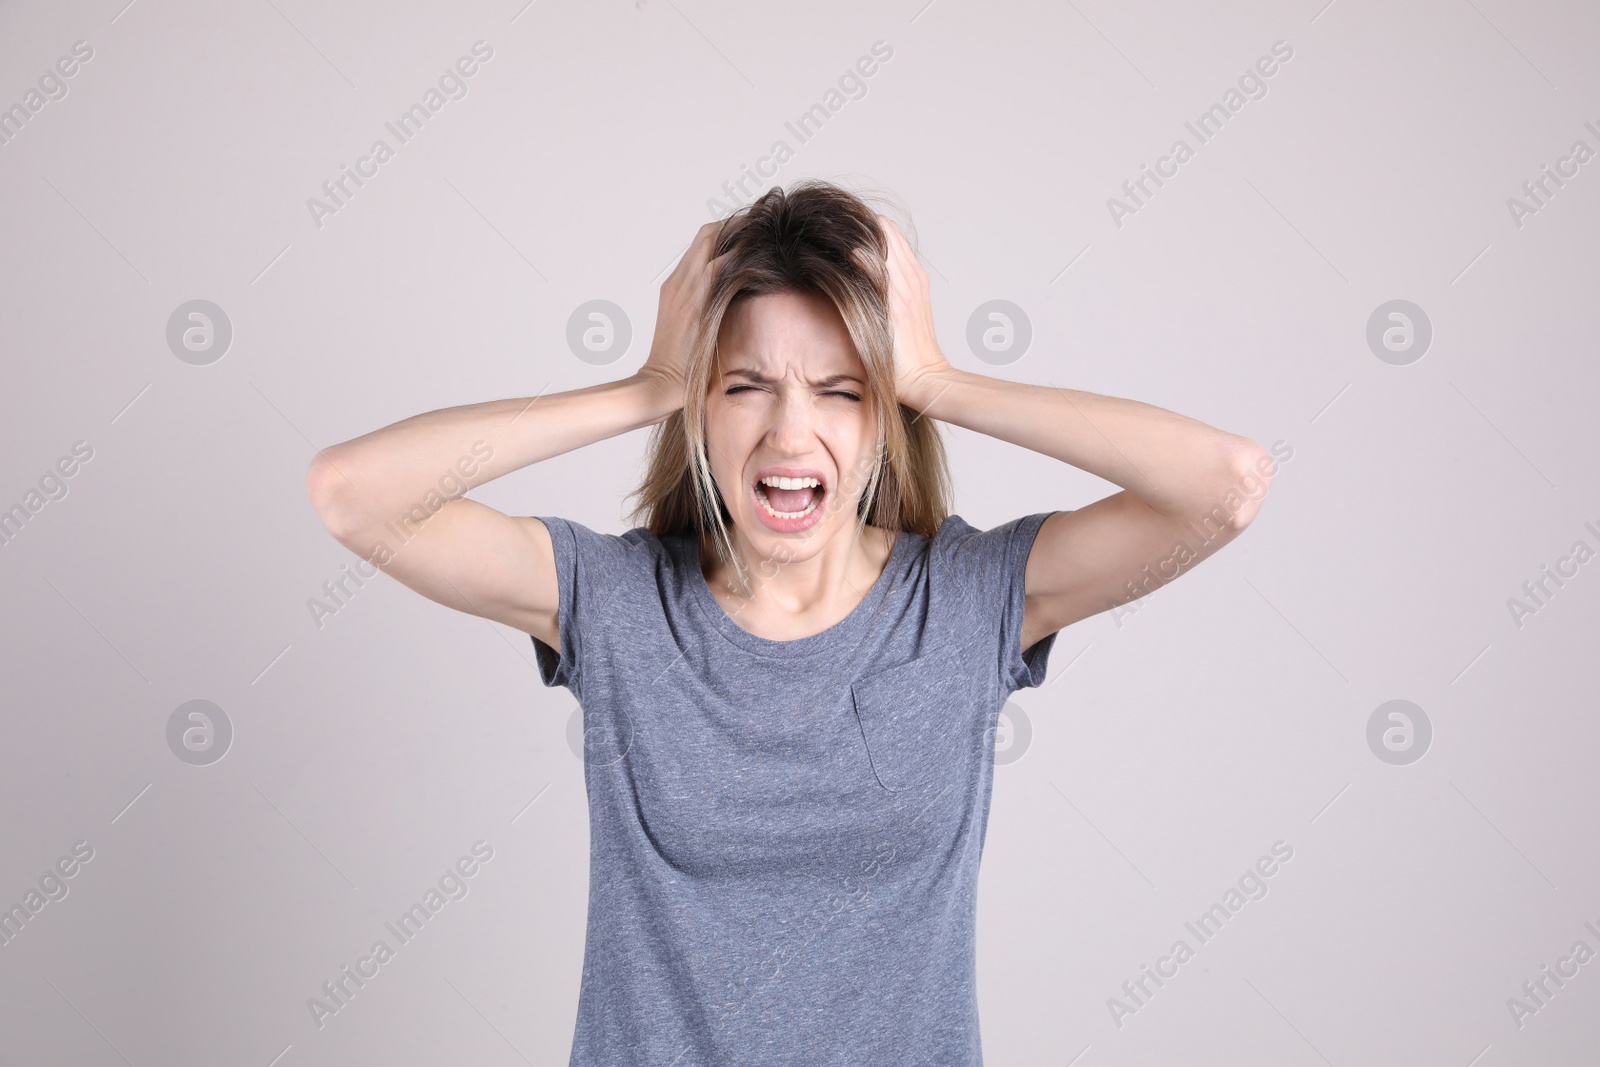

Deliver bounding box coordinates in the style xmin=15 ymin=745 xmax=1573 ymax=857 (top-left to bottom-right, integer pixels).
xmin=765 ymin=383 xmax=814 ymax=455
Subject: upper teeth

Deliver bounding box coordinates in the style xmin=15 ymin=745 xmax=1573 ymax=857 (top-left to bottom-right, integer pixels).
xmin=760 ymin=475 xmax=820 ymax=490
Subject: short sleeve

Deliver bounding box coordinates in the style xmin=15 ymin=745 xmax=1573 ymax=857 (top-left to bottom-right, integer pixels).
xmin=931 ymin=512 xmax=1059 ymax=694
xmin=529 ymin=515 xmax=656 ymax=697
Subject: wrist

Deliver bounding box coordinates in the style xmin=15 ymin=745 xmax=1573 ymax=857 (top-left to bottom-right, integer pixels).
xmin=898 ymin=363 xmax=961 ymax=416
xmin=631 ymin=367 xmax=687 ymax=421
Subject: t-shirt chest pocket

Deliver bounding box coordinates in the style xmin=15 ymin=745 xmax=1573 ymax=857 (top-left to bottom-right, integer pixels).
xmin=849 ymin=642 xmax=984 ymax=793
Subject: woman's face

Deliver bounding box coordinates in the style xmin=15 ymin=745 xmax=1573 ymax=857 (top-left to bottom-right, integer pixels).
xmin=704 ymin=290 xmax=879 ymax=560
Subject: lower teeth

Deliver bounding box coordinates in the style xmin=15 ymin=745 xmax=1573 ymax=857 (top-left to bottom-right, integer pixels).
xmin=757 ymin=486 xmax=820 ymax=520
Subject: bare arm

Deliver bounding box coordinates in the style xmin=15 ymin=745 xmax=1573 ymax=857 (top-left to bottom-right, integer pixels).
xmin=901 ymin=369 xmax=1270 ymax=646
xmin=305 ymin=221 xmax=727 ymax=646
xmin=305 ymin=376 xmax=679 ymax=647
xmin=867 ymin=215 xmax=1273 ymax=648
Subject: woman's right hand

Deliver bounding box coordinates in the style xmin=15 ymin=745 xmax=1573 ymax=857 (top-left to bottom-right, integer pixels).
xmin=637 ymin=220 xmax=727 ymax=412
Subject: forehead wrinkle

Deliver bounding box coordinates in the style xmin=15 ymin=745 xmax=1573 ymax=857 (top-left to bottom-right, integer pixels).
xmin=720 ymin=367 xmax=864 ymax=387
xmin=717 ymin=291 xmax=859 ymax=378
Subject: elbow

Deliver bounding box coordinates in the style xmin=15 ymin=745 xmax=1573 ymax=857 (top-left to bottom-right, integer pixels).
xmin=305 ymin=448 xmax=363 ymax=546
xmin=1219 ymin=437 xmax=1274 ymax=531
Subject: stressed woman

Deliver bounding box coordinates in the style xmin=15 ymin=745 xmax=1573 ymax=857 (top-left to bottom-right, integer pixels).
xmin=305 ymin=180 xmax=1274 ymax=1065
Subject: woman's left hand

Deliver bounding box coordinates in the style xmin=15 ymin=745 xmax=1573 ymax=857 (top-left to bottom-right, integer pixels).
xmin=860 ymin=215 xmax=954 ymax=410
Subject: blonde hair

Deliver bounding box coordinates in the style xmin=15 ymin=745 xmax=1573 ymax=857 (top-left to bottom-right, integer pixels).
xmin=626 ymin=178 xmax=952 ymax=586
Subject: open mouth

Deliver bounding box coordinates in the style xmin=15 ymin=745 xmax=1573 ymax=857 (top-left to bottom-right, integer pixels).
xmin=753 ymin=474 xmax=825 ymax=522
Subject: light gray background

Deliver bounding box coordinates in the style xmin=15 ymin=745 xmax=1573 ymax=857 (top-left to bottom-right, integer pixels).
xmin=2 ymin=0 xmax=1597 ymax=1064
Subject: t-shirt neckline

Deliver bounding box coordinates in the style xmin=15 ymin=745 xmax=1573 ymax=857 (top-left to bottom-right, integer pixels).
xmin=672 ymin=526 xmax=912 ymax=659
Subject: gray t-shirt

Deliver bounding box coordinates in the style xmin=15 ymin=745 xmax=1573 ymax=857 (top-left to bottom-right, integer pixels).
xmin=531 ymin=511 xmax=1057 ymax=1066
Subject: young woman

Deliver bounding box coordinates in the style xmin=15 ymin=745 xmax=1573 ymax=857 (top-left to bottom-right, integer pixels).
xmin=306 ymin=179 xmax=1274 ymax=1064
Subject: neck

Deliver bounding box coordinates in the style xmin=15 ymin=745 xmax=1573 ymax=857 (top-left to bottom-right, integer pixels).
xmin=701 ymin=520 xmax=895 ymax=620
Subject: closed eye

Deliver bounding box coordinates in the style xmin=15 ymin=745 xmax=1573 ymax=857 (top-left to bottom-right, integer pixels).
xmin=724 ymin=386 xmax=861 ymax=401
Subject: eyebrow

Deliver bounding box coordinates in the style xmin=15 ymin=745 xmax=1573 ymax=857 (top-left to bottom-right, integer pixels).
xmin=721 ymin=369 xmax=864 ymax=388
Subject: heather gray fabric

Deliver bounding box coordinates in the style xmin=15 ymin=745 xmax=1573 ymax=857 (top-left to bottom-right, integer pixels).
xmin=530 ymin=511 xmax=1058 ymax=1066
